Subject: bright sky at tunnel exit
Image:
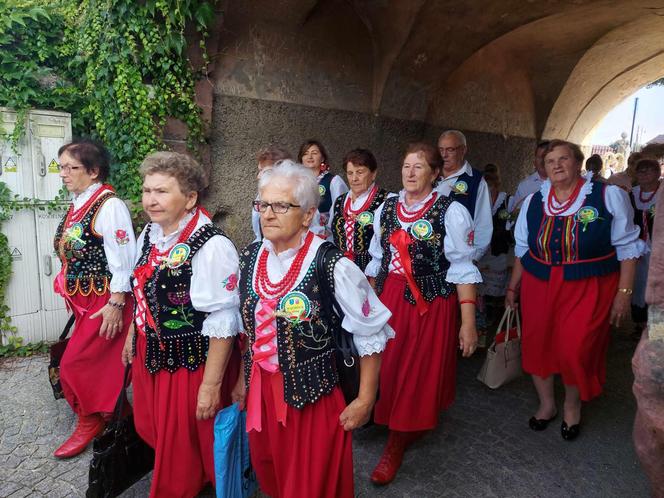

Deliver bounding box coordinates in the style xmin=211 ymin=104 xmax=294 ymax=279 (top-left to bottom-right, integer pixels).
xmin=590 ymin=85 xmax=664 ymax=147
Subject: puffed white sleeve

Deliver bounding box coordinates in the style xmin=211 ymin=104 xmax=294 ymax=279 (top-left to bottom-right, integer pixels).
xmin=605 ymin=185 xmax=648 ymax=260
xmin=364 ymin=201 xmax=386 ymax=277
xmin=190 ymin=234 xmax=243 ymax=338
xmin=471 ymin=179 xmax=493 ymax=261
xmin=514 ymin=194 xmax=533 ymax=258
xmin=333 ymin=258 xmax=395 ymax=356
xmin=444 ymin=201 xmax=482 ymax=284
xmin=95 ymin=197 xmax=137 ymax=293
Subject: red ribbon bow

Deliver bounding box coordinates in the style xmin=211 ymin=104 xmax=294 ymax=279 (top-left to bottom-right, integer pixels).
xmin=389 ymin=229 xmax=429 ymax=316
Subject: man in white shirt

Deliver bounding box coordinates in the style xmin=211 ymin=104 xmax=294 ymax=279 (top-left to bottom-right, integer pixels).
xmin=508 ymin=141 xmax=550 ymax=213
xmin=436 ymin=130 xmax=493 ymax=261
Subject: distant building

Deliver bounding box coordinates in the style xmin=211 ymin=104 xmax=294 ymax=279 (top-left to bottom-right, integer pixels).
xmin=646 ymin=134 xmax=664 ymax=145
xmin=592 ymin=145 xmax=613 ymax=156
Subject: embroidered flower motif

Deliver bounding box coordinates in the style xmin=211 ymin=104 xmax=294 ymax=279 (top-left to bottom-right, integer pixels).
xmin=222 ymin=273 xmax=238 ymax=291
xmin=167 ymin=291 xmax=190 ymax=305
xmin=466 ymin=230 xmax=475 ymax=246
xmin=361 ymin=298 xmax=371 ymax=317
xmin=575 ymin=206 xmax=603 ymax=232
xmin=115 ymin=229 xmax=129 ymax=246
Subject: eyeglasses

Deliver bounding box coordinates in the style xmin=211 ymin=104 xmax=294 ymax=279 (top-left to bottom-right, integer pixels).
xmin=58 ymin=164 xmax=82 ymax=174
xmin=438 ymin=146 xmax=463 ymax=154
xmin=252 ymin=200 xmax=301 ymax=214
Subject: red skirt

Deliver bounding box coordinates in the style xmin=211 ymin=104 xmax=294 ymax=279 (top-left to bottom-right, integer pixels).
xmin=132 ymin=333 xmax=239 ymax=498
xmin=248 ymin=371 xmax=354 ymax=498
xmin=520 ymin=266 xmax=619 ymax=401
xmin=374 ymin=274 xmax=459 ymax=431
xmin=60 ymin=292 xmax=133 ymax=416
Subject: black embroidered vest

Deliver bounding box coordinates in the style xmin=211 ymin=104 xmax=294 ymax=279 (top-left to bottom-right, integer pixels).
xmin=239 ymin=242 xmax=343 ymax=409
xmin=134 ymin=223 xmax=225 ymax=374
xmin=375 ymin=195 xmax=456 ymax=304
xmin=318 ymin=172 xmax=334 ymax=215
xmin=490 ymin=196 xmax=512 ymax=256
xmin=331 ymin=188 xmax=388 ymax=271
xmin=53 ymin=191 xmax=115 ymax=296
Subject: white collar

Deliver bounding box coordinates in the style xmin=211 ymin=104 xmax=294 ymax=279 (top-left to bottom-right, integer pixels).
xmin=440 ymin=161 xmax=472 ymax=183
xmin=148 ymin=210 xmax=210 ymax=245
xmin=72 ymin=182 xmax=104 ymax=208
xmin=262 ymin=230 xmax=310 ymax=259
xmin=346 ymin=183 xmax=376 ymax=205
xmin=540 ymin=172 xmax=593 ymax=208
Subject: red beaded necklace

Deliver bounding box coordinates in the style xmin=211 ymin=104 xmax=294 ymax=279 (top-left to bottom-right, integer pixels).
xmin=397 ymin=191 xmax=438 ymax=223
xmin=344 ymin=184 xmax=378 ymax=220
xmin=64 ymin=184 xmax=113 ymax=227
xmin=147 ymin=208 xmax=201 ymax=264
xmin=547 ymin=178 xmax=584 ymax=216
xmin=639 ymin=184 xmax=660 ymax=204
xmin=255 ymin=231 xmax=315 ymax=299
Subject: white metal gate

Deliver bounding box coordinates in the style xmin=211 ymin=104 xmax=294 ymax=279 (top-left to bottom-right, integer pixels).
xmin=0 ymin=108 xmax=72 ymax=343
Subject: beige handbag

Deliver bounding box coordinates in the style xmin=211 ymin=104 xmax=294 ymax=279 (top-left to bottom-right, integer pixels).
xmin=477 ymin=307 xmax=523 ymax=389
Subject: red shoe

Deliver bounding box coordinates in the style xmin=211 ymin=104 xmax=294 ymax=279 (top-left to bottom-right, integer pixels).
xmin=53 ymin=414 xmax=105 ymax=459
xmin=370 ymin=431 xmax=407 ymax=486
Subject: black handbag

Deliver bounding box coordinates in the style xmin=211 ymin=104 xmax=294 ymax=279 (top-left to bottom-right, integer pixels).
xmin=315 ymin=242 xmax=361 ymax=404
xmin=87 ymin=365 xmax=155 ymax=498
xmin=48 ymin=314 xmax=76 ymax=400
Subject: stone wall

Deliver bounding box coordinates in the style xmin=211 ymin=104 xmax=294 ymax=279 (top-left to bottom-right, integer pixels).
xmin=205 ymin=94 xmax=535 ymax=246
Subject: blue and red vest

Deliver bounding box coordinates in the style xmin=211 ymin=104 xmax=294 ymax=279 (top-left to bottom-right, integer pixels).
xmin=521 ymin=181 xmax=619 ymax=280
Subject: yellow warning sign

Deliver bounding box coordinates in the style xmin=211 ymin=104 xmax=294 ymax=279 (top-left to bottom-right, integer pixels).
xmin=48 ymin=159 xmax=59 ymax=173
xmin=4 ymin=157 xmax=17 ymax=173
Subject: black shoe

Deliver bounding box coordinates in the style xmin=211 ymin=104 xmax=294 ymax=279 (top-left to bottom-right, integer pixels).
xmin=561 ymin=421 xmax=580 ymax=441
xmin=528 ymin=411 xmax=558 ymax=431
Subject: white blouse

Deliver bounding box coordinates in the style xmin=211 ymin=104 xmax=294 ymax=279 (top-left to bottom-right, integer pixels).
xmin=134 ymin=211 xmax=243 ymax=339
xmin=248 ymin=233 xmax=395 ymax=363
xmin=71 ymin=182 xmax=136 ymax=293
xmin=365 ymin=189 xmax=482 ymax=284
xmin=514 ymin=175 xmax=647 ymax=261
xmin=434 ymin=161 xmax=493 ymax=261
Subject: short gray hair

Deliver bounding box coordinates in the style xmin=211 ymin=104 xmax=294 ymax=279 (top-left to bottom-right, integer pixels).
xmin=439 ymin=129 xmax=467 ymax=147
xmin=139 ymin=151 xmax=208 ymax=195
xmin=257 ymin=160 xmax=320 ymax=211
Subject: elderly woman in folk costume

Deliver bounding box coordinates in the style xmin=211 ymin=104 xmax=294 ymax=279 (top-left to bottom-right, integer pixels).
xmin=232 ymin=161 xmax=394 ymax=498
xmin=365 ymin=142 xmax=480 ymax=485
xmin=506 ymin=140 xmax=646 ymax=441
xmin=331 ymin=148 xmax=391 ymax=271
xmin=52 ymin=139 xmax=136 ymax=459
xmin=630 ymin=158 xmax=661 ymax=337
xmin=121 ymin=151 xmax=241 ymax=497
xmin=298 ymin=139 xmax=348 ymax=239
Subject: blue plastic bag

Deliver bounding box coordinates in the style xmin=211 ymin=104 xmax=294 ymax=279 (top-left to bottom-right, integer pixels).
xmin=213 ymin=403 xmax=257 ymax=498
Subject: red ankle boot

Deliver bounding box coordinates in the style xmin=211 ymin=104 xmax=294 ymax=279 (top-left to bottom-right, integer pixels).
xmin=370 ymin=431 xmax=408 ymax=485
xmin=53 ymin=413 xmax=105 ymax=459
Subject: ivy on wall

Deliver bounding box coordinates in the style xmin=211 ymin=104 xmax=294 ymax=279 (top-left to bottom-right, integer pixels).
xmin=0 ymin=0 xmax=215 ymax=348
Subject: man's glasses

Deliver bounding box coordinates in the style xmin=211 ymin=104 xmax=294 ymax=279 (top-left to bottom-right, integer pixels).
xmin=438 ymin=146 xmax=463 ymax=154
xmin=252 ymin=200 xmax=301 ymax=214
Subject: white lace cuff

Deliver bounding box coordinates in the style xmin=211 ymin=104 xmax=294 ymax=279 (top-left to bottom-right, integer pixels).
xmin=109 ymin=270 xmax=132 ymax=293
xmin=201 ymin=309 xmax=243 ymax=339
xmin=616 ymin=239 xmax=649 ymax=261
xmin=446 ymin=262 xmax=483 ymax=284
xmin=352 ymin=325 xmax=395 ymax=356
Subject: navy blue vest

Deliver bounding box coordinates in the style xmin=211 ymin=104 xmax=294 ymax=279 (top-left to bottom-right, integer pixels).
xmin=448 ymin=168 xmax=483 ymax=219
xmin=521 ymin=181 xmax=619 ymax=280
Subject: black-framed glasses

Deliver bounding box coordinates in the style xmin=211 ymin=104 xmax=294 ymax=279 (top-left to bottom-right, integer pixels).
xmin=252 ymin=200 xmax=301 ymax=214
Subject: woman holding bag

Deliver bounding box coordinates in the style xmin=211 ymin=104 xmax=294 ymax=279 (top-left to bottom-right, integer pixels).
xmin=506 ymin=140 xmax=645 ymax=441
xmin=122 ymin=151 xmax=241 ymax=497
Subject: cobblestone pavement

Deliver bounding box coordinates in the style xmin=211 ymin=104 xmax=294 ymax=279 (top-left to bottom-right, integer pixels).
xmin=0 ymin=327 xmax=650 ymax=498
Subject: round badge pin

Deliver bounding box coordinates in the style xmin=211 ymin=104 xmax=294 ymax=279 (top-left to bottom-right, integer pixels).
xmin=356 ymin=211 xmax=374 ymax=226
xmin=319 ymin=185 xmax=326 ymax=196
xmin=411 ymin=219 xmax=434 ymax=240
xmin=168 ymin=243 xmax=190 ymax=268
xmin=575 ymin=206 xmax=599 ymax=223
xmin=280 ymin=291 xmax=311 ymax=322
xmin=453 ymin=180 xmax=468 ymax=194
xmin=68 ymin=222 xmax=86 ymax=249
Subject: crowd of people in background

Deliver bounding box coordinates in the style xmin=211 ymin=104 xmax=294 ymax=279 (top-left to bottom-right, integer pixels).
xmin=50 ymin=131 xmax=661 ymax=497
